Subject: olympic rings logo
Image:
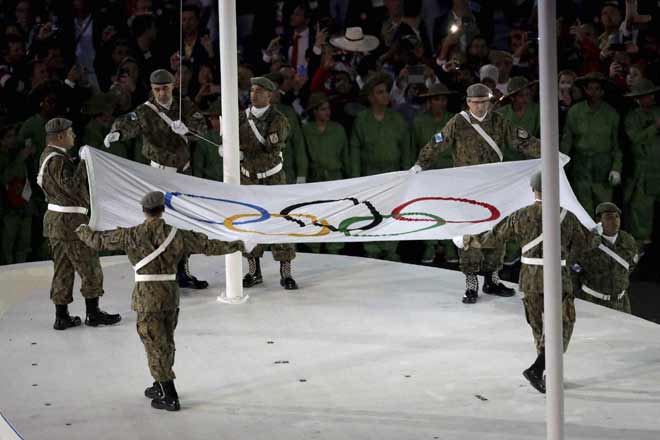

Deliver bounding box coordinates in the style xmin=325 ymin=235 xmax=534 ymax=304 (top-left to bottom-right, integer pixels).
xmin=164 ymin=192 xmax=500 ymax=237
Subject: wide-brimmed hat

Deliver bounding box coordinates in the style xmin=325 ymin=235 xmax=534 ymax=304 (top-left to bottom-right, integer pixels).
xmin=624 ymin=78 xmax=660 ymax=98
xmin=419 ymin=82 xmax=455 ymax=98
xmin=500 ymin=76 xmax=538 ymax=101
xmin=306 ymin=91 xmax=329 ymax=111
xmin=330 ymin=27 xmax=379 ymax=53
xmin=360 ymin=72 xmax=392 ymax=97
xmin=575 ymin=72 xmax=616 ymax=89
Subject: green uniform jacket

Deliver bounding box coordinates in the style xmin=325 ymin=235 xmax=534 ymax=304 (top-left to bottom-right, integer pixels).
xmin=480 ymin=203 xmax=595 ymax=294
xmin=193 ymin=130 xmax=223 ymax=181
xmin=77 ymin=218 xmax=245 ymax=312
xmin=277 ymin=103 xmax=308 ymax=183
xmin=497 ymin=102 xmax=541 ymax=138
xmin=302 ymin=121 xmax=350 ymax=182
xmin=624 ymin=106 xmax=660 ymax=193
xmin=412 ymin=111 xmax=454 ymax=169
xmin=16 ymin=113 xmax=47 ymax=177
xmin=416 ymin=110 xmax=540 ymax=169
xmin=350 ymin=108 xmax=411 ymax=177
xmin=577 ymin=230 xmax=639 ymax=296
xmin=560 ymin=101 xmax=622 ymax=179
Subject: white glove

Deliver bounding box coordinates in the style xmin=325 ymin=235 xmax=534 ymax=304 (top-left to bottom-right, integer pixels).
xmin=408 ymin=164 xmax=422 ymax=174
xmin=608 ymin=170 xmax=621 ymax=186
xmin=171 ymin=120 xmax=189 ymax=136
xmin=103 ymin=131 xmax=120 ymax=148
xmin=243 ymin=240 xmax=259 ymax=253
xmin=296 ymin=176 xmax=307 ymax=184
xmin=452 ymin=235 xmax=465 ymax=249
xmin=592 ymin=222 xmax=603 ymax=235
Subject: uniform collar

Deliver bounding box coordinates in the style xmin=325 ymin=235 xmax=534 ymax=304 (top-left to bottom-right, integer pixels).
xmin=47 ymin=144 xmax=68 ymax=154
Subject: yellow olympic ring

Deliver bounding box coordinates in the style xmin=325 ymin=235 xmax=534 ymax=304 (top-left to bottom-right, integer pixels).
xmin=224 ymin=213 xmax=332 ymax=237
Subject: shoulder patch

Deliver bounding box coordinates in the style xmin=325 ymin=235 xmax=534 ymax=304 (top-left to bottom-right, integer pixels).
xmin=126 ymin=112 xmax=138 ymax=121
xmin=268 ymin=132 xmax=280 ymax=144
xmin=433 ymin=132 xmax=444 ymax=144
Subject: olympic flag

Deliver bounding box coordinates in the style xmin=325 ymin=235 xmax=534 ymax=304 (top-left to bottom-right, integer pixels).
xmin=81 ymin=147 xmax=595 ymax=244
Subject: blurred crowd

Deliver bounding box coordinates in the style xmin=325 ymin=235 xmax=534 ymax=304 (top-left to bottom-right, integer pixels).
xmin=1 ymin=0 xmax=659 ymax=285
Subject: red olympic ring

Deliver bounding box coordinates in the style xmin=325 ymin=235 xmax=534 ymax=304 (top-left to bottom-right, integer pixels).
xmin=391 ymin=197 xmax=500 ymax=224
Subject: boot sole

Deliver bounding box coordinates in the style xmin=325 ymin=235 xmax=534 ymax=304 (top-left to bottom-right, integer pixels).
xmin=151 ymin=400 xmax=181 ymax=411
xmin=523 ymin=370 xmax=546 ymax=394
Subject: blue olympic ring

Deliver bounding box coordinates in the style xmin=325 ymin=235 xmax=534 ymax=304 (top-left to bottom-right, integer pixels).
xmin=164 ymin=192 xmax=269 ymax=225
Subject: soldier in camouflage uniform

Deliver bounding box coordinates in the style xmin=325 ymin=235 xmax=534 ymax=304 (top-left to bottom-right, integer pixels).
xmin=76 ymin=191 xmax=249 ymax=412
xmin=473 ymin=172 xmax=595 ymax=393
xmin=238 ymin=76 xmax=298 ymax=290
xmin=104 ymin=69 xmax=209 ymax=290
xmin=39 ymin=118 xmax=121 ymax=330
xmin=411 ymin=83 xmax=541 ymax=304
xmin=575 ymin=202 xmax=639 ymax=314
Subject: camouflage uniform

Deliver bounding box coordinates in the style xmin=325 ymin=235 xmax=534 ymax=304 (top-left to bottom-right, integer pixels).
xmin=415 ymin=107 xmax=540 ymax=275
xmin=479 ymin=203 xmax=594 ymax=353
xmin=39 ymin=145 xmax=104 ymax=305
xmin=77 ymin=217 xmax=245 ymax=381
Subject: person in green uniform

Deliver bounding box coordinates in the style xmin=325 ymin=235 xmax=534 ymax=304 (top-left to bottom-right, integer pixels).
xmin=264 ymin=72 xmax=308 ymax=184
xmin=623 ymin=79 xmax=660 ymax=248
xmin=412 ymin=82 xmax=457 ymax=264
xmin=192 ymin=100 xmax=224 ymax=181
xmin=0 ymin=122 xmax=33 ymax=264
xmin=82 ymin=93 xmax=128 ymax=158
xmin=351 ymin=72 xmax=412 ymax=261
xmin=301 ymin=91 xmax=351 ymax=254
xmin=560 ymin=72 xmax=622 ymax=217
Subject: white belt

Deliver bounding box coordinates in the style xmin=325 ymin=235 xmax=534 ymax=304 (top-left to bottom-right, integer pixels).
xmin=135 ymin=274 xmax=177 ymax=282
xmin=47 ymin=204 xmax=88 ymax=215
xmin=581 ymin=284 xmax=626 ymax=301
xmin=521 ymin=257 xmax=566 ymax=266
xmin=150 ymin=161 xmax=190 ymax=173
xmin=241 ymin=162 xmax=283 ymax=179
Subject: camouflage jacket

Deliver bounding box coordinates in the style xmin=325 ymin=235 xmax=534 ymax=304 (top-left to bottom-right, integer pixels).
xmin=479 ymin=203 xmax=595 ymax=294
xmin=77 ymin=218 xmax=245 ymax=312
xmin=237 ymin=106 xmax=289 ymax=178
xmin=111 ymin=96 xmax=206 ymax=170
xmin=577 ymin=230 xmax=639 ymax=296
xmin=39 ymin=145 xmax=90 ymax=240
xmin=415 ymin=110 xmax=540 ymax=169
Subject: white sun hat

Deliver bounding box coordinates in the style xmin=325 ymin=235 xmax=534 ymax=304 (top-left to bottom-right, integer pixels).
xmin=329 ymin=27 xmax=380 ymax=53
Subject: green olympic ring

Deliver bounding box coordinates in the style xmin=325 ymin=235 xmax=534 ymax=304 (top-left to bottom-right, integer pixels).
xmin=337 ymin=212 xmax=446 ymax=237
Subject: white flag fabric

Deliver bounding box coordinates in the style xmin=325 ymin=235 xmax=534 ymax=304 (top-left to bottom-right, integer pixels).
xmin=80 ymin=147 xmax=595 ymax=244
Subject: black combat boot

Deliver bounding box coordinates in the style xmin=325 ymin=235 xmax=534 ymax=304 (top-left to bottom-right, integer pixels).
xmin=279 ymin=260 xmax=298 ymax=290
xmin=151 ymin=380 xmax=180 ymax=411
xmin=243 ymin=257 xmax=263 ymax=288
xmin=145 ymin=381 xmax=164 ymax=399
xmin=482 ymin=271 xmax=516 ymax=296
xmin=523 ymin=351 xmax=546 ymax=394
xmin=177 ymin=257 xmax=209 ymax=289
xmin=84 ymin=297 xmax=122 ymax=327
xmin=53 ymin=305 xmax=82 ymax=330
xmin=462 ymin=273 xmax=478 ymax=304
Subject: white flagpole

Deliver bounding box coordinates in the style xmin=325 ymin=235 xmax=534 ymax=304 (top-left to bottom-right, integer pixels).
xmin=538 ymin=1 xmax=564 ymax=438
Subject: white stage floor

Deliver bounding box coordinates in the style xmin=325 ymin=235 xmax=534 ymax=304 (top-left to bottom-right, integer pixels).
xmin=1 ymin=254 xmax=659 ymax=440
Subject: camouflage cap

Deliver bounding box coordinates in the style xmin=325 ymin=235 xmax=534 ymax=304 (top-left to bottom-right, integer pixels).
xmin=45 ymin=117 xmax=73 ymax=134
xmin=466 ymin=83 xmax=492 ymax=98
xmin=306 ymin=91 xmax=329 ymax=111
xmin=250 ymin=76 xmax=277 ymax=92
xmin=595 ymin=202 xmax=621 ymax=216
xmin=530 ymin=171 xmax=542 ymax=192
xmin=141 ymin=191 xmax=165 ymax=209
xmin=149 ymin=69 xmax=175 ymax=85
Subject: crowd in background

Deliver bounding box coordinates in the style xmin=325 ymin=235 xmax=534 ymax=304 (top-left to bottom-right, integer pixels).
xmin=1 ymin=0 xmax=660 ymax=287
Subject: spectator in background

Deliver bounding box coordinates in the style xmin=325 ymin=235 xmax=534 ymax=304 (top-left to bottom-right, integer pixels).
xmin=558 ymin=69 xmax=579 ymax=131
xmin=192 ymin=100 xmax=224 ymax=182
xmin=193 ymin=62 xmax=220 ymax=110
xmin=489 ymin=50 xmax=513 ymax=94
xmin=497 ymin=76 xmax=540 ymax=139
xmin=433 ymin=0 xmax=480 ymax=55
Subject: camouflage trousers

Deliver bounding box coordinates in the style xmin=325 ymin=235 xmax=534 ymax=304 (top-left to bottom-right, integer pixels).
xmin=136 ymin=309 xmax=179 ymax=381
xmin=576 ymin=289 xmax=631 ymax=314
xmin=49 ymin=238 xmax=104 ymax=305
xmin=458 ymin=240 xmax=505 ymax=274
xmin=522 ymin=292 xmax=576 ymax=354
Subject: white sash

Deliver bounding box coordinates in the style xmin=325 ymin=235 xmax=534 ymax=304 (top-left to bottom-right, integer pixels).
xmin=245 ymin=109 xmax=266 ymax=145
xmin=37 ymin=152 xmax=64 ymax=188
xmin=133 ymin=227 xmax=178 ymax=281
xmin=47 ymin=204 xmax=88 ymax=215
xmin=581 ymin=284 xmax=626 ymax=301
xmin=521 ymin=209 xmax=567 ymax=266
xmin=597 ymin=243 xmax=630 ymax=271
xmin=459 ymin=111 xmax=503 ymax=162
xmin=144 ymin=101 xmax=188 ymax=144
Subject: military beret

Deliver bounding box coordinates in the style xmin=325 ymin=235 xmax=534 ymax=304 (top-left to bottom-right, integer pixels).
xmin=595 ymin=202 xmax=621 ymax=216
xmin=150 ymin=69 xmax=175 ymax=85
xmin=45 ymin=117 xmax=73 ymax=134
xmin=141 ymin=191 xmax=165 ymax=209
xmin=530 ymin=171 xmax=542 ymax=192
xmin=466 ymin=83 xmax=492 ymax=98
xmin=250 ymin=76 xmax=277 ymax=92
